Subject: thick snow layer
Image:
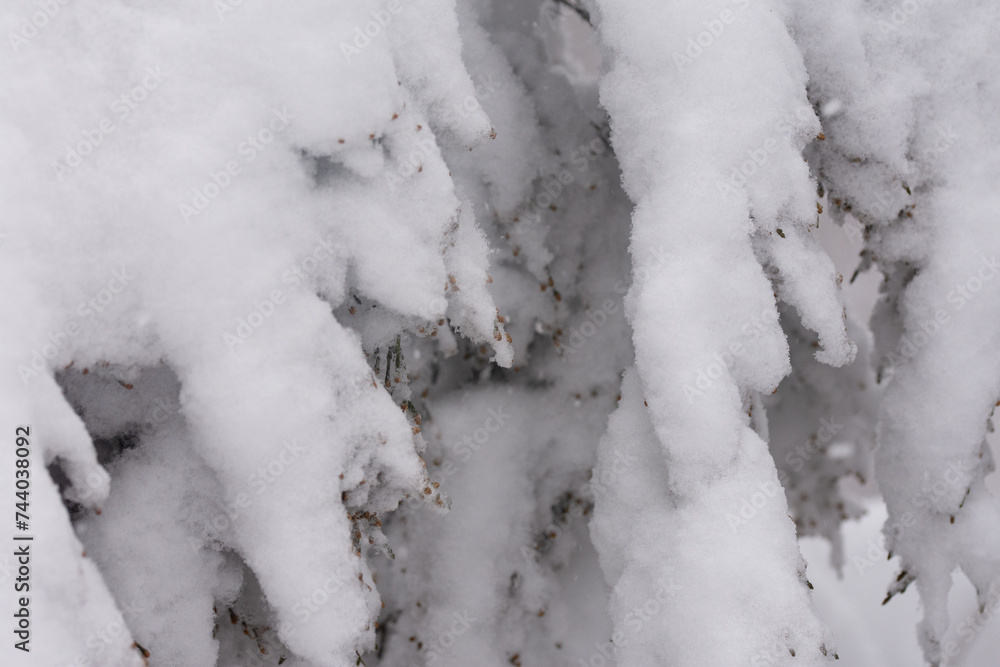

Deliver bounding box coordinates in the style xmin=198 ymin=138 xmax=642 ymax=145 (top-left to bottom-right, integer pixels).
xmin=0 ymin=1 xmax=513 ymax=664
xmin=590 ymin=0 xmax=855 ymax=663
xmin=4 ymin=0 xmax=1000 ymax=665
xmin=802 ymin=498 xmax=1000 ymax=667
xmin=791 ymin=0 xmax=1000 ymax=661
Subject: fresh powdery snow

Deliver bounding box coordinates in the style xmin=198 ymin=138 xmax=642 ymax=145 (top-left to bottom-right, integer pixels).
xmin=1 ymin=1 xmax=999 ymax=666
xmin=591 ymin=0 xmax=852 ymax=664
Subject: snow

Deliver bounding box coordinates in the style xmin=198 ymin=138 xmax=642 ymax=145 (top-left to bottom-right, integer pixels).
xmin=2 ymin=0 xmax=1000 ymax=665
xmin=789 ymin=0 xmax=1000 ymax=661
xmin=1 ymin=1 xmax=511 ymax=664
xmin=589 ymin=0 xmax=856 ymax=663
xmin=802 ymin=498 xmax=1000 ymax=667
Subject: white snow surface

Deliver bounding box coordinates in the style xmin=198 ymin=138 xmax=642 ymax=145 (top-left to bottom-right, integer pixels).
xmin=2 ymin=1 xmax=1000 ymax=666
